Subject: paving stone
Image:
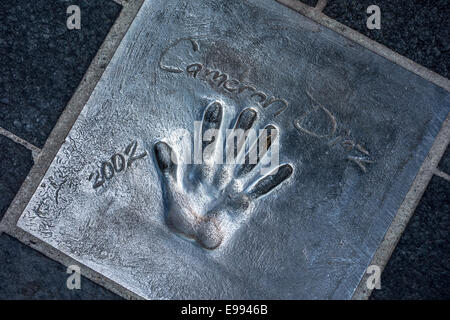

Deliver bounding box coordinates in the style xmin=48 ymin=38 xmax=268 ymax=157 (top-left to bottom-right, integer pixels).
xmin=323 ymin=0 xmax=450 ymax=79
xmin=371 ymin=176 xmax=450 ymax=300
xmin=0 ymin=233 xmax=121 ymax=299
xmin=0 ymin=136 xmax=33 ymax=219
xmin=0 ymin=0 xmax=122 ymax=148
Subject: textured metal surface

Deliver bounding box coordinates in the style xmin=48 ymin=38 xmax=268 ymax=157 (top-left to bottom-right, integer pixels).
xmin=17 ymin=0 xmax=449 ymax=299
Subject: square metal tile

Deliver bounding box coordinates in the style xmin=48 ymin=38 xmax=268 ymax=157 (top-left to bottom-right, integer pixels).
xmin=17 ymin=0 xmax=449 ymax=299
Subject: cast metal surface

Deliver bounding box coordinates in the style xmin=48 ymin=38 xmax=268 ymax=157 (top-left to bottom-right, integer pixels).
xmin=17 ymin=0 xmax=449 ymax=299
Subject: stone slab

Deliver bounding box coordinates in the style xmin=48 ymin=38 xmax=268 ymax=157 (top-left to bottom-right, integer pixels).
xmin=370 ymin=176 xmax=450 ymax=299
xmin=0 ymin=0 xmax=122 ymax=148
xmin=0 ymin=233 xmax=121 ymax=299
xmin=0 ymin=136 xmax=33 ymax=219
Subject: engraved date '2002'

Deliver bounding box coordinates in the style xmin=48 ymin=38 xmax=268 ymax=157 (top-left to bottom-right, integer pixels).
xmin=88 ymin=141 xmax=147 ymax=189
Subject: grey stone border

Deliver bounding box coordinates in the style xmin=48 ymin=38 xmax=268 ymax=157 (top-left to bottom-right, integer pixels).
xmin=0 ymin=0 xmax=448 ymax=300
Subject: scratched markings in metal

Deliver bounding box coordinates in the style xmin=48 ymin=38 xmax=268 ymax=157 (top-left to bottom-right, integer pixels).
xmin=17 ymin=0 xmax=449 ymax=299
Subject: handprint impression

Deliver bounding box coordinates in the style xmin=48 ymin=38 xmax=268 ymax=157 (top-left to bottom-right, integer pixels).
xmin=153 ymin=102 xmax=293 ymax=250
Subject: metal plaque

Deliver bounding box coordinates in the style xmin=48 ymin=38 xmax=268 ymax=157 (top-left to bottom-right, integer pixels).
xmin=17 ymin=0 xmax=449 ymax=299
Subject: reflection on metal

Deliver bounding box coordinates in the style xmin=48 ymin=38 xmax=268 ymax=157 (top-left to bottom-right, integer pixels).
xmin=17 ymin=0 xmax=449 ymax=299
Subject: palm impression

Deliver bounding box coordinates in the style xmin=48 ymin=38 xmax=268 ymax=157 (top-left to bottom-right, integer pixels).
xmin=153 ymin=101 xmax=293 ymax=249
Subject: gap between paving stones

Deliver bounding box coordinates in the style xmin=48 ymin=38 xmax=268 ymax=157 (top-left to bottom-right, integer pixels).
xmin=0 ymin=127 xmax=41 ymax=161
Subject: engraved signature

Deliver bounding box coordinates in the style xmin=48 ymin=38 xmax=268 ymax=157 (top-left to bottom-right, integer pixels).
xmin=159 ymin=38 xmax=375 ymax=173
xmin=88 ymin=141 xmax=147 ymax=189
xmin=159 ymin=38 xmax=288 ymax=117
xmin=294 ymin=91 xmax=374 ymax=172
